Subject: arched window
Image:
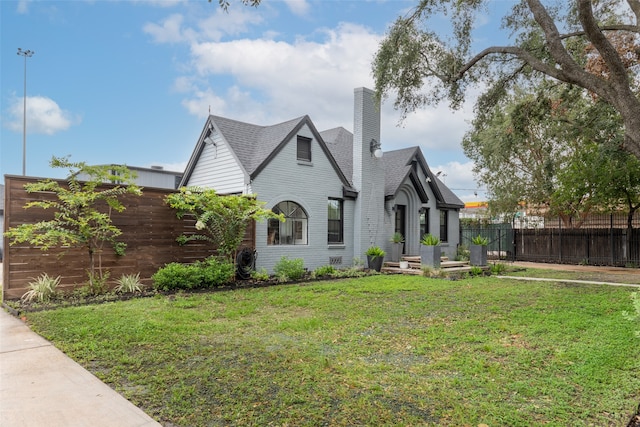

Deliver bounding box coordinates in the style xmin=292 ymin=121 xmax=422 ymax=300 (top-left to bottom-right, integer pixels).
xmin=267 ymin=201 xmax=308 ymax=245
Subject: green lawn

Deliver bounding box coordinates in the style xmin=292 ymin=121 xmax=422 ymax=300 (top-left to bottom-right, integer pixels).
xmin=24 ymin=274 xmax=639 ymax=426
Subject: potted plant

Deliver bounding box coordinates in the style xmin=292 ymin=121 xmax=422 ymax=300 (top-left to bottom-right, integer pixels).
xmin=420 ymin=233 xmax=441 ymax=268
xmin=365 ymin=245 xmax=385 ymax=272
xmin=390 ymin=232 xmax=404 ymax=262
xmin=470 ymin=234 xmax=489 ymax=266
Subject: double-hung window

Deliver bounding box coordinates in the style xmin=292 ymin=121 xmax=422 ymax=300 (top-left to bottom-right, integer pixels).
xmin=327 ymin=198 xmax=343 ymax=244
xmin=297 ymin=136 xmax=311 ymax=162
xmin=439 ymin=210 xmax=448 ymax=242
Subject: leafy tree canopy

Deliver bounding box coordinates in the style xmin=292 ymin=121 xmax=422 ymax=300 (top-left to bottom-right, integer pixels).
xmin=463 ymin=79 xmax=640 ymax=227
xmin=373 ymin=0 xmax=640 ymax=158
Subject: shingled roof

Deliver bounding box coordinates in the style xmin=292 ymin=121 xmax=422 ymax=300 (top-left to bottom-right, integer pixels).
xmin=183 ymin=114 xmax=463 ymax=208
xmin=210 ymin=114 xmax=306 ymax=176
xmin=322 ymin=128 xmax=464 ymax=209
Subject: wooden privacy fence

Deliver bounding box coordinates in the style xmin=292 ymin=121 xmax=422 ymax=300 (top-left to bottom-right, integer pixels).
xmin=2 ymin=175 xmax=255 ymax=300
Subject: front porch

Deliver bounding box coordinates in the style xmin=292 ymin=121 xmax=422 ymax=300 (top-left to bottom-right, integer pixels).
xmin=381 ymin=255 xmax=490 ymax=275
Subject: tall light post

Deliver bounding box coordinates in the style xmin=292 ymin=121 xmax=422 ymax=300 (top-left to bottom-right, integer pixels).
xmin=17 ymin=48 xmax=34 ymax=176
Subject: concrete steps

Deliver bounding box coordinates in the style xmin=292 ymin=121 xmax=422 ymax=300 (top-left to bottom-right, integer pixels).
xmin=381 ymin=255 xmax=490 ymax=275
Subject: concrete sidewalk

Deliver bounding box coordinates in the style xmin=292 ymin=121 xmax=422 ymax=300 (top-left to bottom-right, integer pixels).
xmin=0 ymin=309 xmax=161 ymax=427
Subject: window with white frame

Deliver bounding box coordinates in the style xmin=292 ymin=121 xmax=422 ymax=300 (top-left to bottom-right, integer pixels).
xmin=267 ymin=201 xmax=308 ymax=245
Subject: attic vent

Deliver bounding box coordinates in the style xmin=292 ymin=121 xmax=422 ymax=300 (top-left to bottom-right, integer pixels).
xmin=150 ymin=165 xmax=164 ymax=170
xmin=329 ymin=256 xmax=343 ymax=266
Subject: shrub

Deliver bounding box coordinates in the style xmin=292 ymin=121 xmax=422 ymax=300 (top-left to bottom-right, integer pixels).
xmin=196 ymin=257 xmax=235 ymax=287
xmin=86 ymin=270 xmax=110 ymax=295
xmin=152 ymin=258 xmax=235 ymax=291
xmin=313 ymin=265 xmax=337 ymax=278
xmin=114 ymin=273 xmax=143 ymax=293
xmin=456 ymin=244 xmax=470 ymax=261
xmin=251 ymin=268 xmax=270 ymax=281
xmin=273 ymin=256 xmax=306 ymax=281
xmin=490 ymin=263 xmax=507 ymax=274
xmin=21 ymin=273 xmax=61 ymax=303
xmin=470 ymin=266 xmax=484 ymax=276
xmin=152 ymin=263 xmax=201 ymax=291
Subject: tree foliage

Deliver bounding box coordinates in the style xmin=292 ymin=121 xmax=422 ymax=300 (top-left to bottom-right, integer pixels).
xmin=165 ymin=187 xmax=283 ymax=262
xmin=463 ymin=80 xmax=640 ymax=227
xmin=373 ymin=0 xmax=640 ymax=158
xmin=210 ymin=0 xmax=261 ymax=11
xmin=4 ymin=157 xmax=142 ymax=291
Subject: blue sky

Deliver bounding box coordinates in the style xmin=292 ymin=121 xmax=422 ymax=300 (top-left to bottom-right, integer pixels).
xmin=1 ymin=0 xmax=514 ymax=202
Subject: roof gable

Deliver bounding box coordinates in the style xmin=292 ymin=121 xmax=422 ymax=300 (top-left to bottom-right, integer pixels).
xmin=182 ymin=115 xmax=353 ymax=189
xmin=383 ymin=147 xmax=464 ymax=209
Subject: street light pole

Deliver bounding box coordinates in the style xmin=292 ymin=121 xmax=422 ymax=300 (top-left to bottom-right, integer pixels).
xmin=17 ymin=48 xmax=34 ymax=176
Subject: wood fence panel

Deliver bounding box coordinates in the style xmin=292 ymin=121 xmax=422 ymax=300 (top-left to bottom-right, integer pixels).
xmin=3 ymin=176 xmax=255 ymax=299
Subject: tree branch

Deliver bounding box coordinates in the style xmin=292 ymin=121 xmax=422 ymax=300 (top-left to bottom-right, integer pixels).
xmin=577 ymin=0 xmax=631 ymax=88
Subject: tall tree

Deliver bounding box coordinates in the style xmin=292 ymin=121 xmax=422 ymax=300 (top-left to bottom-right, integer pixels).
xmin=464 ymin=79 xmax=640 ymax=228
xmin=373 ymin=0 xmax=640 ymax=158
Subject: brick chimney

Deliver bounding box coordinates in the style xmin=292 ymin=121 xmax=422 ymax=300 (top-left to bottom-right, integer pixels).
xmin=352 ymin=87 xmax=385 ymax=259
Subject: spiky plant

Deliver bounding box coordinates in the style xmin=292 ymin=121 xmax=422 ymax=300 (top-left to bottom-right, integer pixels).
xmin=114 ymin=273 xmax=143 ymax=294
xmin=21 ymin=273 xmax=61 ymax=303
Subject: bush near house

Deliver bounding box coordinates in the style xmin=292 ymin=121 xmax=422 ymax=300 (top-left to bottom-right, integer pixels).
xmin=151 ymin=257 xmax=235 ymax=291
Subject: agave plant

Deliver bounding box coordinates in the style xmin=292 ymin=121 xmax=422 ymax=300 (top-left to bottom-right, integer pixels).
xmin=21 ymin=273 xmax=61 ymax=303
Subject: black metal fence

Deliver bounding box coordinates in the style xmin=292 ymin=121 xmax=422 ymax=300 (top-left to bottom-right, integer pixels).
xmin=513 ymin=227 xmax=639 ymax=267
xmin=460 ymin=214 xmax=640 ymax=267
xmin=460 ymin=224 xmax=515 ymax=261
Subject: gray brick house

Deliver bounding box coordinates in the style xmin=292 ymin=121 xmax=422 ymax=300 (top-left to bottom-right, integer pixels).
xmin=181 ymin=87 xmax=464 ymax=272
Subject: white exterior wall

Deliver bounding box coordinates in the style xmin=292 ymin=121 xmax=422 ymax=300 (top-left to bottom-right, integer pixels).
xmin=250 ymin=124 xmax=354 ymax=273
xmin=187 ymin=130 xmax=247 ymax=194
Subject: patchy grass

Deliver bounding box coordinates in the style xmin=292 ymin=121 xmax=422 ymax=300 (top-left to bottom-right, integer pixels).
xmin=504 ymin=266 xmax=640 ymax=285
xmin=23 ymin=275 xmax=639 ymax=426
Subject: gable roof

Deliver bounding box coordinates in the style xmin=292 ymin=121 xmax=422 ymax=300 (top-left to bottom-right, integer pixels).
xmin=382 ymin=147 xmax=464 ymax=208
xmin=182 ymin=114 xmax=464 ymax=209
xmin=181 ymin=115 xmax=353 ymax=189
xmin=320 ymin=127 xmax=354 ymax=187
xmin=322 ymin=129 xmax=464 ymax=209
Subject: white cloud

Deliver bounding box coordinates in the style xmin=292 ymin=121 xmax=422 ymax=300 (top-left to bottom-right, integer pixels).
xmin=146 ymin=2 xmax=483 ymax=202
xmin=283 ymin=0 xmax=310 ymax=16
xmin=133 ymin=0 xmax=186 ymax=7
xmin=431 ymin=160 xmax=486 ymax=202
xmin=181 ymin=87 xmax=229 ymax=118
xmin=4 ymin=95 xmax=79 ymax=135
xmin=183 ymin=22 xmax=380 ymax=126
xmin=144 ymin=14 xmax=192 ymax=44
